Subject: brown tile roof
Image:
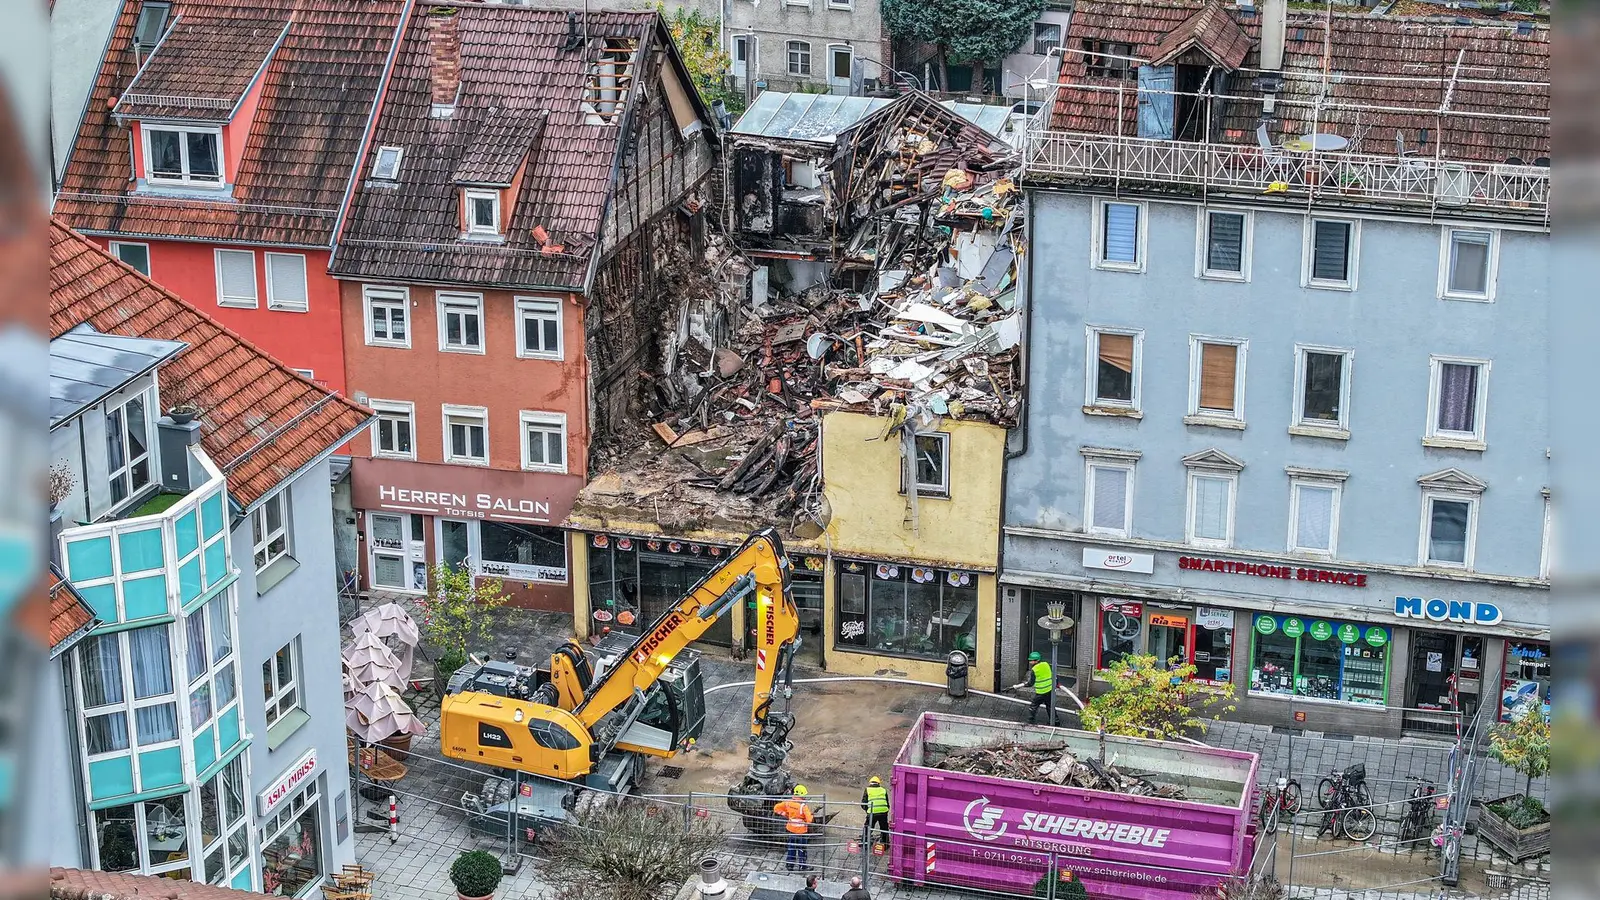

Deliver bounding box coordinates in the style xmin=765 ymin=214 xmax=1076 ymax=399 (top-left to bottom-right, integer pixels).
xmin=48 ymin=565 xmax=96 ymax=653
xmin=54 ymin=0 xmax=407 ymax=248
xmin=454 ymin=109 xmax=547 ymax=186
xmin=1385 ymin=0 xmax=1544 ymax=23
xmin=1149 ymin=3 xmax=1253 ymax=69
xmin=49 ymin=220 xmax=372 ymax=507
xmin=114 ymin=15 xmax=291 ymax=122
xmin=329 ymin=5 xmax=665 ymax=289
xmin=52 ymin=867 xmax=273 ymax=900
xmin=1051 ymin=1 xmax=1549 ymax=164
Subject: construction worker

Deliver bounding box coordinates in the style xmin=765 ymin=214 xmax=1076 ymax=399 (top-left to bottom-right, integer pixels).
xmin=860 ymin=775 xmax=891 ymax=852
xmin=1012 ymin=651 xmax=1058 ymax=726
xmin=773 ymin=785 xmax=814 ymax=871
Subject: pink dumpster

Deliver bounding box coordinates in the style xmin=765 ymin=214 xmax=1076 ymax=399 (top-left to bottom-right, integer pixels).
xmin=888 ymin=713 xmax=1260 ymax=900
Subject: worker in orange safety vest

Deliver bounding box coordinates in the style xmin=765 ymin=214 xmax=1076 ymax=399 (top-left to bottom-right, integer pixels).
xmin=773 ymin=785 xmax=814 ymax=871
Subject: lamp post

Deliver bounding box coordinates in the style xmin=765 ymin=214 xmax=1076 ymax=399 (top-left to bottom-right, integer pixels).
xmin=1036 ymin=601 xmax=1075 ymax=727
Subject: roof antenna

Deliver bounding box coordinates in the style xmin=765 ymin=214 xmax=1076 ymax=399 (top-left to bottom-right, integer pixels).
xmin=562 ymin=10 xmax=581 ymax=52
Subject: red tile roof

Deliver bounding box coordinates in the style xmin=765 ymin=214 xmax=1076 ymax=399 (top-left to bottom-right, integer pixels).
xmin=49 ymin=220 xmax=372 ymax=507
xmin=1051 ymin=1 xmax=1549 ymax=164
xmin=54 ymin=0 xmax=407 ymax=248
xmin=48 ymin=565 xmax=96 ymax=652
xmin=114 ymin=15 xmax=291 ymax=122
xmin=1148 ymin=3 xmax=1253 ymax=69
xmin=1385 ymin=0 xmax=1544 ymax=22
xmin=52 ymin=867 xmax=273 ymax=900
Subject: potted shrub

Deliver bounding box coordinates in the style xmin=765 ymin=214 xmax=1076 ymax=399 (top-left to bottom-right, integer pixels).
xmin=1479 ymin=711 xmax=1550 ymax=861
xmin=418 ymin=562 xmax=507 ymax=698
xmin=449 ymin=849 xmax=503 ymax=900
xmin=1033 ymin=867 xmax=1089 ymax=899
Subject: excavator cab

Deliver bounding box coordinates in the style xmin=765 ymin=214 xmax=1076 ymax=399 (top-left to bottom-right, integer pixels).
xmin=588 ymin=631 xmax=706 ymax=756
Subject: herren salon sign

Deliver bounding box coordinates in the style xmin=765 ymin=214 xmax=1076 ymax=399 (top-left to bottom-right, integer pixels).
xmin=377 ymin=485 xmax=552 ymax=521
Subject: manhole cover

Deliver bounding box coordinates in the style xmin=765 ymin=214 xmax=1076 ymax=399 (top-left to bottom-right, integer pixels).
xmin=659 ymin=766 xmax=685 ymax=779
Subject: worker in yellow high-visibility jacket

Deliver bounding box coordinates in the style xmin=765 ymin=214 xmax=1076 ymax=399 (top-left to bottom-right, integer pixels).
xmin=1012 ymin=651 xmax=1059 ymax=726
xmin=861 ymin=775 xmax=891 ymax=852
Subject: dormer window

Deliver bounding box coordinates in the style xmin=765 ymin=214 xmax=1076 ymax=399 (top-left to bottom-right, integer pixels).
xmin=464 ymin=189 xmax=501 ymax=236
xmin=133 ymin=1 xmax=171 ymax=53
xmin=144 ymin=126 xmax=222 ymax=186
xmin=371 ymin=146 xmax=404 ymax=181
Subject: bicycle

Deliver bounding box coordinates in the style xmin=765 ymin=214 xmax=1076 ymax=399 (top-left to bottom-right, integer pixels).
xmin=1398 ymin=775 xmax=1437 ymax=844
xmin=1258 ymin=775 xmax=1303 ymax=833
xmin=1317 ymin=763 xmax=1372 ymax=809
xmin=1316 ymin=775 xmax=1377 ymax=841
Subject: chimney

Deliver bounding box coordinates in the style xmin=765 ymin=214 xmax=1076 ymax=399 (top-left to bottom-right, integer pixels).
xmin=157 ymin=417 xmax=203 ymax=494
xmin=427 ymin=8 xmax=462 ymax=116
xmin=1260 ymin=0 xmax=1287 ymax=72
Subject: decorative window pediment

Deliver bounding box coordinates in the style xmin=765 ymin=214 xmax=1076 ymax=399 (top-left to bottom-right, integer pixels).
xmin=1181 ymin=448 xmax=1245 ymax=472
xmin=1417 ymin=467 xmax=1487 ymax=495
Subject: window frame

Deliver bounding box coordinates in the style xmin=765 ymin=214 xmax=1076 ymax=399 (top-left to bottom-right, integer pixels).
xmin=900 ymin=431 xmax=951 ymax=498
xmin=109 ymin=241 xmax=152 ymax=276
xmin=827 ymin=44 xmax=853 ymax=82
xmin=463 ymin=189 xmax=501 ymax=236
xmin=1287 ymin=476 xmax=1343 ymax=557
xmin=182 ymin=597 xmax=238 ymax=742
xmin=1540 ymin=493 xmax=1552 ymax=580
xmin=1092 ymin=198 xmax=1146 ymax=272
xmin=262 ymin=639 xmax=301 ymax=729
xmin=1083 ymin=459 xmax=1136 ymax=538
xmin=1302 ymin=216 xmax=1361 ymax=290
xmin=825 ymin=0 xmax=852 ymax=8
xmin=213 ymin=249 xmax=258 ymax=309
xmin=515 ymin=296 xmax=564 ymax=360
xmin=442 ymin=404 xmax=490 ymax=466
xmin=363 ymin=285 xmax=410 ymax=349
xmin=106 ymin=387 xmax=155 ymax=508
xmin=263 ymin=252 xmax=309 ymax=312
xmin=1418 ymin=490 xmax=1479 ymax=570
xmin=1186 ymin=335 xmax=1248 ymax=425
xmin=1424 ymin=355 xmax=1491 ymax=448
xmin=786 ymin=40 xmax=812 ymax=76
xmin=133 ymin=1 xmax=172 ymax=50
xmin=1083 ymin=325 xmax=1143 ymax=413
xmin=370 ymin=399 xmax=416 ymax=460
xmin=519 ymin=410 xmax=569 ymax=474
xmin=1185 ymin=470 xmax=1238 ymax=549
xmin=1290 ymin=344 xmax=1353 ymax=437
xmin=251 ymin=489 xmax=291 ymax=573
xmin=73 ymin=627 xmax=182 ymax=763
xmin=1196 ymin=208 xmax=1252 ymax=281
xmin=371 ymin=145 xmax=404 ymax=181
xmin=1438 ymin=226 xmax=1499 ymax=302
xmin=437 ymin=292 xmax=485 ymax=354
xmin=141 ymin=124 xmax=224 ymax=187
xmin=1033 ymin=22 xmax=1063 ymax=57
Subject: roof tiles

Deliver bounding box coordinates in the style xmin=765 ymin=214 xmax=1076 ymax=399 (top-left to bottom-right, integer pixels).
xmin=115 ymin=15 xmax=290 ymax=122
xmin=47 ymin=567 xmax=96 ymax=652
xmin=53 ymin=868 xmax=272 ymax=900
xmin=1148 ymin=3 xmax=1253 ymax=69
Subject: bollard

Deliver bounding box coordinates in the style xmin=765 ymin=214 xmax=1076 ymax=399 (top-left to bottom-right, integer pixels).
xmin=696 ymin=857 xmax=727 ymax=897
xmin=387 ymin=794 xmax=398 ymax=843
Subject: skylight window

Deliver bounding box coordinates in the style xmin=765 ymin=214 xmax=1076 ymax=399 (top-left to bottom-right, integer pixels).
xmin=371 ymin=146 xmax=404 ymax=181
xmin=134 ymin=2 xmax=172 ymax=52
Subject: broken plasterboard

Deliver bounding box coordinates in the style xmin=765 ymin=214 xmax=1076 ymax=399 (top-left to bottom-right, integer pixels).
xmin=894 ymin=303 xmax=972 ymax=335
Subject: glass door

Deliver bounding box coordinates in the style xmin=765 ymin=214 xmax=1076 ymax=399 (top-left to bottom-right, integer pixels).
xmin=1408 ymin=631 xmax=1457 ymax=711
xmin=367 ymin=513 xmax=419 ymax=592
xmin=1146 ymin=608 xmax=1193 ymax=671
xmin=439 ymin=519 xmax=471 ymax=573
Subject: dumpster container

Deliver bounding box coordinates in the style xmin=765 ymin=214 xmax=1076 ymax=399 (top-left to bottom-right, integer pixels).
xmin=945 ymin=651 xmax=969 ymax=698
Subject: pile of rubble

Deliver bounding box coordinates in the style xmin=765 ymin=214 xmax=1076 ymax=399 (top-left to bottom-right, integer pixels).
xmin=930 ymin=742 xmax=1189 ymax=800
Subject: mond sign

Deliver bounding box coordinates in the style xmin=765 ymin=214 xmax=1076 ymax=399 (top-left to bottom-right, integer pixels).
xmin=1394 ymin=596 xmax=1503 ymax=627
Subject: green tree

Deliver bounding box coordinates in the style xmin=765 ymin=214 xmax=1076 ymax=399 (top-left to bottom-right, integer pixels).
xmin=1489 ymin=708 xmax=1551 ymax=801
xmin=658 ymin=5 xmax=745 ymax=118
xmin=1079 ymin=654 xmax=1236 ymax=742
xmin=882 ymin=0 xmax=1047 ymax=94
xmin=416 ymin=562 xmax=508 ymax=677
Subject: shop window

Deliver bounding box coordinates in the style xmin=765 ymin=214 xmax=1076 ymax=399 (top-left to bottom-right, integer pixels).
xmin=478 ymin=521 xmax=567 ymax=581
xmin=587 ymin=535 xmax=640 ymax=632
xmin=1192 ymin=607 xmax=1235 ymax=684
xmin=638 ymin=549 xmax=731 ymax=646
xmin=1249 ymin=614 xmax=1389 ymax=706
xmin=1502 ymin=641 xmax=1550 ymax=721
xmin=260 ymin=783 xmax=322 ymax=897
xmin=834 ymin=563 xmax=978 ymax=660
xmin=1024 ymin=591 xmax=1078 ymax=686
xmin=1096 ymin=599 xmax=1142 ymax=670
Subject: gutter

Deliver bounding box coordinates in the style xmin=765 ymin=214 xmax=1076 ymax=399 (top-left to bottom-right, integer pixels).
xmin=329 ymin=0 xmax=415 ymax=259
xmin=232 ymin=414 xmax=376 ymax=518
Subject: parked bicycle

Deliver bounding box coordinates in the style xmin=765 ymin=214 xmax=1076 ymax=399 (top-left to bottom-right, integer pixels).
xmin=1258 ymin=775 xmax=1303 ymax=833
xmin=1317 ymin=766 xmax=1377 ymax=841
xmin=1317 ymin=763 xmax=1373 ymax=809
xmin=1398 ymin=775 xmax=1438 ymax=843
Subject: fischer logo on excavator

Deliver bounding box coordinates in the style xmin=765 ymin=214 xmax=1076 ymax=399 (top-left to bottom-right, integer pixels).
xmin=633 ymin=611 xmax=688 ymax=665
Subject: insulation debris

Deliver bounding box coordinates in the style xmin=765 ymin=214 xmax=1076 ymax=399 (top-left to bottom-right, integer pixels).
xmin=929 ymin=742 xmax=1189 ymax=800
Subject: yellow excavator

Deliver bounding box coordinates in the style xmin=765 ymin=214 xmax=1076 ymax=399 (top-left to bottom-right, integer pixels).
xmin=440 ymin=527 xmax=803 ymax=831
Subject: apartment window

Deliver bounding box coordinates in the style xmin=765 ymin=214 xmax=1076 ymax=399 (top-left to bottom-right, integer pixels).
xmin=293 ymin=368 xmax=315 ymax=381
xmin=1292 ymin=346 xmax=1352 ymax=435
xmin=1094 ymin=200 xmax=1144 ymax=271
xmin=1440 ymin=228 xmax=1497 ymax=301
xmin=143 ymin=126 xmax=222 ymax=185
xmin=251 ymin=489 xmax=290 ymax=572
xmin=829 ymin=45 xmax=853 ymax=81
xmin=214 ymin=249 xmax=257 ymax=308
xmin=1188 ymin=337 xmax=1246 ymax=424
xmin=827 ymin=0 xmax=852 ymax=8
xmin=520 ymin=411 xmax=567 ymax=473
xmin=903 ymin=432 xmax=950 ymax=497
xmin=263 ymin=641 xmax=300 ymax=728
xmin=1083 ymin=40 xmax=1135 ymax=79
xmin=787 ymin=41 xmax=812 ymax=76
xmin=1288 ymin=476 xmax=1342 ymax=556
xmin=1034 ymin=23 xmax=1062 ymax=56
xmin=133 ymin=1 xmax=171 ymax=51
xmin=516 ymin=297 xmax=563 ymax=359
xmin=1421 ymin=493 xmax=1477 ymax=568
xmin=371 ymin=400 xmax=415 ymax=459
xmin=183 ymin=598 xmax=236 ymax=735
xmin=1187 ymin=471 xmax=1237 ymax=548
xmin=1426 ymin=357 xmax=1489 ymax=446
xmin=438 ymin=293 xmax=484 ymax=352
xmin=364 ymin=286 xmax=410 ymax=348
xmin=106 ymin=388 xmax=154 ymax=505
xmin=1200 ymin=210 xmax=1250 ymax=279
xmin=264 ymin=252 xmax=308 ymax=312
xmin=110 ymin=241 xmax=151 ymax=276
xmin=1084 ymin=460 xmax=1135 ymax=537
xmin=444 ymin=405 xmax=489 ymax=465
xmin=1305 ymin=218 xmax=1358 ymax=288
xmin=1085 ymin=327 xmax=1141 ymax=410
xmin=371 ymin=145 xmax=404 ymax=181
xmin=464 ymin=190 xmax=500 ymax=235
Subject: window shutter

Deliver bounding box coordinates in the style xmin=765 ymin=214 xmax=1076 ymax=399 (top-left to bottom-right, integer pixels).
xmin=267 ymin=255 xmax=308 ymax=310
xmin=1194 ymin=476 xmax=1228 ymax=541
xmin=1097 ymin=333 xmax=1134 ymax=374
xmin=1092 ymin=467 xmax=1128 ymax=531
xmin=1198 ymin=343 xmax=1238 ymax=412
xmin=1311 ymin=221 xmax=1350 ymax=281
xmin=1103 ymin=204 xmax=1139 ymax=263
xmin=1296 ymin=486 xmax=1333 ymax=550
xmin=1207 ymin=213 xmax=1244 ymax=272
xmin=217 ymin=251 xmax=256 ymax=304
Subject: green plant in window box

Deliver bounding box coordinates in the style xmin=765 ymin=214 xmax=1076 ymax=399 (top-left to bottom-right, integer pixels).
xmin=450 ymin=849 xmax=504 ymax=900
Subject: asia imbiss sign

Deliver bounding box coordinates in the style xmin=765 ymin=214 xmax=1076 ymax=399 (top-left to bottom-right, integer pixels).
xmin=258 ymin=748 xmax=317 ymax=817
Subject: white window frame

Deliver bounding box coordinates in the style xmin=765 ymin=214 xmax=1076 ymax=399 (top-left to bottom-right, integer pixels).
xmin=251 ymin=489 xmax=290 ymax=573
xmin=443 ymin=404 xmax=490 ymax=466
xmin=786 ymin=40 xmax=812 ymax=76
xmin=1303 ymin=216 xmax=1360 ymax=290
xmin=1185 ymin=335 xmax=1248 ymax=426
xmin=826 ymin=0 xmax=852 ymax=8
xmin=263 ymin=252 xmax=309 ymax=312
xmin=183 ymin=597 xmax=238 ymax=745
xmin=519 ymin=410 xmax=569 ymax=474
xmin=437 ymin=292 xmax=485 ymax=354
xmin=1083 ymin=455 xmax=1137 ymax=538
xmin=1438 ymin=226 xmax=1499 ymax=302
xmin=1083 ymin=325 xmax=1143 ymax=413
xmin=109 ymin=241 xmax=152 ymax=276
xmin=371 ymin=145 xmax=404 ymax=181
xmin=1033 ymin=22 xmax=1062 ymax=57
xmin=1287 ymin=475 xmax=1343 ymax=557
xmin=1185 ymin=470 xmax=1238 ymax=549
xmin=1424 ymin=355 xmax=1491 ymax=448
xmin=141 ymin=124 xmax=224 ymax=187
xmin=1290 ymin=344 xmax=1353 ymax=438
xmin=363 ymin=285 xmax=411 ymax=349
xmin=903 ymin=431 xmax=951 ymax=498
xmin=263 ymin=639 xmax=301 ymax=728
xmin=213 ymin=249 xmax=258 ymax=308
xmin=370 ymin=399 xmax=416 ymax=460
xmin=827 ymin=44 xmax=853 ymax=83
xmin=1195 ymin=208 xmax=1252 ymax=281
xmin=464 ymin=189 xmax=500 ymax=235
xmin=1418 ymin=490 xmax=1479 ymax=570
xmin=515 ymin=296 xmax=564 ymax=360
xmin=106 ymin=387 xmax=156 ymax=507
xmin=1092 ymin=198 xmax=1147 ymax=272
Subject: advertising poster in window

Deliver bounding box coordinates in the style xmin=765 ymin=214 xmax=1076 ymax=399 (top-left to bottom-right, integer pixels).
xmin=1097 ymin=598 xmax=1142 ymax=670
xmin=1249 ymin=614 xmax=1389 ymax=707
xmin=1501 ymin=641 xmax=1551 ymax=722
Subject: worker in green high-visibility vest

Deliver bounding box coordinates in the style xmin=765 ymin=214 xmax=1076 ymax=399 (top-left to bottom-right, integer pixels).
xmin=860 ymin=775 xmax=891 ymax=852
xmin=1011 ymin=651 xmax=1059 ymax=726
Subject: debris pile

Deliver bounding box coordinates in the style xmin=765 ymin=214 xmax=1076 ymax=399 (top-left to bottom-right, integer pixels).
xmin=930 ymin=742 xmax=1189 ymax=800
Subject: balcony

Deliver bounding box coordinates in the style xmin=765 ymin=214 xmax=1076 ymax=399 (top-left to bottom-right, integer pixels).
xmin=1023 ymin=130 xmax=1550 ymax=223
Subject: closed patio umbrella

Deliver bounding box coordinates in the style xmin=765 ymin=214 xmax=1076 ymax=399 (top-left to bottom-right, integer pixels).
xmin=344 ymin=681 xmax=425 ymax=743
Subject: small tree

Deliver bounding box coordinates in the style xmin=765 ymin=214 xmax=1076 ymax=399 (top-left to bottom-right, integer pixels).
xmin=1193 ymin=874 xmax=1286 ymax=900
xmin=544 ymin=802 xmax=725 ymax=900
xmin=416 ymin=562 xmax=507 ymax=677
xmin=1489 ymin=708 xmax=1550 ymax=801
xmin=658 ymin=5 xmax=745 ymax=118
xmin=882 ymin=0 xmax=1047 ymax=93
xmin=1079 ymin=654 xmax=1236 ymax=743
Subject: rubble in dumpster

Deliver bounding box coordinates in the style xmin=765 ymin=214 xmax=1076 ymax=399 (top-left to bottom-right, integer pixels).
xmin=579 ymin=92 xmax=1023 ymax=536
xmin=928 ymin=742 xmax=1189 ymax=800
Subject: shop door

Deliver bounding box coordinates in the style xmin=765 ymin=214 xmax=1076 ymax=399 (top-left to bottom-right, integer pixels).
xmin=1408 ymin=632 xmax=1458 ymax=711
xmin=639 ymin=551 xmax=733 ymax=647
xmin=788 ymin=567 xmax=825 ymax=666
xmin=367 ymin=512 xmax=423 ymax=592
xmin=1146 ymin=609 xmax=1193 ymax=670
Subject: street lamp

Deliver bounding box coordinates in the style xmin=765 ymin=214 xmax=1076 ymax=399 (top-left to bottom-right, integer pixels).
xmin=1036 ymin=601 xmax=1075 ymax=727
